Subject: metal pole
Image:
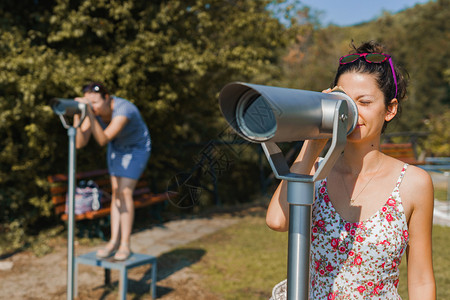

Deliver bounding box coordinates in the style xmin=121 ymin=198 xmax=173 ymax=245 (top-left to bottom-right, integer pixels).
xmin=286 ymin=181 xmax=314 ymax=300
xmin=67 ymin=126 xmax=77 ymax=300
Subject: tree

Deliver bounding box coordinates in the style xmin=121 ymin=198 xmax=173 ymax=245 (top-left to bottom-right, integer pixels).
xmin=0 ymin=0 xmax=293 ymax=248
xmin=279 ymin=0 xmax=450 ymax=139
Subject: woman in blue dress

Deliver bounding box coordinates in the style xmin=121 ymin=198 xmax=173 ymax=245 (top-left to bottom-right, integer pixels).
xmin=74 ymin=82 xmax=151 ymax=261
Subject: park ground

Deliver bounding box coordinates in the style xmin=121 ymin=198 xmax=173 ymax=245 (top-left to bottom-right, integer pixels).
xmin=0 ymin=172 xmax=449 ymax=299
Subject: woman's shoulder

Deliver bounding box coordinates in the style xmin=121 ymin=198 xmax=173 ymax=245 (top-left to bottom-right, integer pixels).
xmin=113 ymin=96 xmax=131 ymax=107
xmin=383 ymin=154 xmax=431 ymax=184
xmin=112 ymin=96 xmax=139 ymax=114
xmin=392 ymin=157 xmax=434 ymax=210
xmin=402 ymin=163 xmax=433 ymax=190
xmin=380 ymin=155 xmax=433 ymax=221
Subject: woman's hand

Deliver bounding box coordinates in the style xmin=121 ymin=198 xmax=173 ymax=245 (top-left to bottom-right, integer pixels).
xmin=288 ymin=87 xmax=344 ymax=165
xmin=73 ymin=97 xmax=94 ymax=128
xmin=73 ymin=97 xmax=93 ymax=148
xmin=322 ymin=86 xmax=346 ymax=94
xmin=288 ymin=86 xmax=348 ymax=171
xmin=74 ymin=97 xmax=94 ymax=113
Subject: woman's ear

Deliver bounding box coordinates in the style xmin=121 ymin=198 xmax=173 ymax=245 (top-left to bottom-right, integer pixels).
xmin=385 ymin=98 xmax=398 ymax=122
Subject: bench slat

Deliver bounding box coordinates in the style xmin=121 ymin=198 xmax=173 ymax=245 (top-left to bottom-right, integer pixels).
xmin=61 ymin=193 xmax=169 ymax=221
xmin=380 ymin=143 xmax=424 ymax=165
xmin=47 ymin=169 xmax=110 ymax=183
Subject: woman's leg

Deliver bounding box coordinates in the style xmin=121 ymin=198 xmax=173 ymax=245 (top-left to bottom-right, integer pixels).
xmin=96 ymin=175 xmax=121 ymax=257
xmin=110 ymin=175 xmax=121 ymax=244
xmin=115 ymin=176 xmax=138 ymax=259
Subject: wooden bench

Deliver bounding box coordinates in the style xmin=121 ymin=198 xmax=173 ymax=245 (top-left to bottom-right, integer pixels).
xmin=380 ymin=142 xmax=425 ymax=165
xmin=48 ymin=169 xmax=170 ymax=237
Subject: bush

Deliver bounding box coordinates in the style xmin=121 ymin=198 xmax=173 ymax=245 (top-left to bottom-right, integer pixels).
xmin=0 ymin=0 xmax=293 ymax=250
xmin=424 ymin=110 xmax=450 ymax=156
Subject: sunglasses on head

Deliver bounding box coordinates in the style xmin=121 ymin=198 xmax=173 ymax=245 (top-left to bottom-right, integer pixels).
xmin=82 ymin=83 xmax=109 ymax=97
xmin=82 ymin=84 xmax=101 ymax=93
xmin=339 ymin=53 xmax=398 ymax=99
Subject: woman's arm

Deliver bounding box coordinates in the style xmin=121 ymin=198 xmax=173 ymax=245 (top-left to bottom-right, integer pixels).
xmin=266 ymin=139 xmax=328 ymax=232
xmin=403 ymin=166 xmax=436 ymax=300
xmin=74 ymin=114 xmax=92 ymax=149
xmin=74 ymin=96 xmax=129 ymax=147
xmin=86 ymin=108 xmax=128 ymax=147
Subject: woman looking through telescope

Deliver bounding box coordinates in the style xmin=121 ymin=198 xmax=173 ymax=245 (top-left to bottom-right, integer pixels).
xmin=74 ymin=82 xmax=151 ymax=261
xmin=267 ymin=41 xmax=435 ymax=299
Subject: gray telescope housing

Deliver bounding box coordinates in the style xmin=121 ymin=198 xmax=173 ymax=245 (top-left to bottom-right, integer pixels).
xmin=218 ymin=82 xmax=358 ymax=143
xmin=50 ymin=98 xmax=86 ymax=117
xmin=49 ymin=98 xmax=87 ymax=129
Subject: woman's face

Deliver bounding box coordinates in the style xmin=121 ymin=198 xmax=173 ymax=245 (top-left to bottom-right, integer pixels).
xmin=83 ymin=92 xmax=109 ymax=116
xmin=336 ymin=72 xmax=397 ymax=143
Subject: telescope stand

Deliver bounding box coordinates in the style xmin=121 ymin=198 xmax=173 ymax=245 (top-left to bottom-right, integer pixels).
xmin=66 ymin=126 xmax=77 ymax=300
xmin=261 ymin=100 xmax=349 ymax=300
xmin=54 ymin=111 xmax=86 ymax=300
xmin=286 ymin=181 xmax=314 ymax=299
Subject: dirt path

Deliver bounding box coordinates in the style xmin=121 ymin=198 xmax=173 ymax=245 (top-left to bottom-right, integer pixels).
xmin=0 ymin=212 xmax=240 ymax=300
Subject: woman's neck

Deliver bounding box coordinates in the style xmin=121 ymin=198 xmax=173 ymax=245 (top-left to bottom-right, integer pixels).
xmin=336 ymin=140 xmax=382 ymax=175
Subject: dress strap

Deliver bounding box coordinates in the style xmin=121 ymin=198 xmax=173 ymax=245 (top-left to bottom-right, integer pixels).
xmin=395 ymin=163 xmax=409 ymax=188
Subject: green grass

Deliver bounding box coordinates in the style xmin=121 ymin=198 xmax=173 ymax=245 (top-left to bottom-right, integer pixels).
xmin=434 ymin=186 xmax=448 ymax=202
xmin=430 ymin=225 xmax=450 ymax=300
xmin=175 ymin=209 xmax=450 ymax=300
xmin=180 ymin=210 xmax=288 ymax=299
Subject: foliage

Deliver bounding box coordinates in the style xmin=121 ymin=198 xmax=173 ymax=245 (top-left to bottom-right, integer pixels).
xmin=368 ymin=0 xmax=450 ymax=134
xmin=279 ymin=0 xmax=450 ymax=143
xmin=424 ymin=110 xmax=450 ymax=156
xmin=1 ymin=0 xmax=449 ymax=248
xmin=0 ymin=0 xmax=294 ymax=244
xmin=424 ymin=65 xmax=450 ymax=156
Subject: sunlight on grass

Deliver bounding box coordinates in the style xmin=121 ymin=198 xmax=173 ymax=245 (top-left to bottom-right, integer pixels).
xmin=434 ymin=186 xmax=448 ymax=202
xmin=185 ymin=211 xmax=288 ymax=299
xmin=178 ymin=210 xmax=449 ymax=299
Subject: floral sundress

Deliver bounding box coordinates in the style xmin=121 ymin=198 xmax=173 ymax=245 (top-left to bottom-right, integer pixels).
xmin=271 ymin=164 xmax=409 ymax=300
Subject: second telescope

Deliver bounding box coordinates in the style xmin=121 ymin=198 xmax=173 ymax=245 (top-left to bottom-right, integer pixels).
xmin=50 ymin=98 xmax=86 ymax=117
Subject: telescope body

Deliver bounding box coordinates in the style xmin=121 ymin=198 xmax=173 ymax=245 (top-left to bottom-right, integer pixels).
xmin=219 ymin=82 xmax=358 ymax=143
xmin=50 ymin=98 xmax=86 ymax=117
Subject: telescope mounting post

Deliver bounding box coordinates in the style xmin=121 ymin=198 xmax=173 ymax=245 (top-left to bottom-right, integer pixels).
xmin=53 ymin=106 xmax=87 ymax=300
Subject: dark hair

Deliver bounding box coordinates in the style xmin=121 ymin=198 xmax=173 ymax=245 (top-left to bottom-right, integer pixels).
xmin=333 ymin=41 xmax=408 ymax=132
xmin=82 ymin=82 xmax=109 ymax=100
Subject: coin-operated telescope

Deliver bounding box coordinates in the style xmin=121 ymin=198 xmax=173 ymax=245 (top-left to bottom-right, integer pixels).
xmin=219 ymin=82 xmax=358 ymax=300
xmin=49 ymin=97 xmax=87 ymax=300
xmin=50 ymin=98 xmax=87 ymax=129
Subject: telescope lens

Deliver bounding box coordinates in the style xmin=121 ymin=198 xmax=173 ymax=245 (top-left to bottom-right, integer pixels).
xmin=50 ymin=98 xmax=66 ymax=115
xmin=236 ymin=91 xmax=276 ymax=141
